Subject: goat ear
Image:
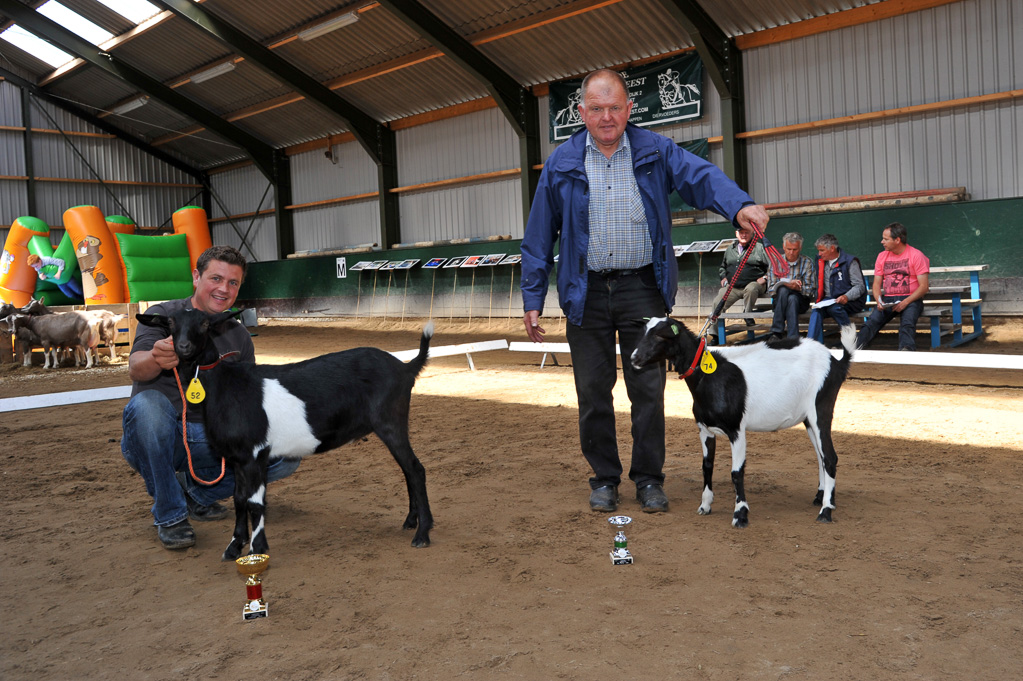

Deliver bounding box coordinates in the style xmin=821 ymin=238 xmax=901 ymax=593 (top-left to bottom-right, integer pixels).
xmin=135 ymin=313 xmax=170 ymax=332
xmin=207 ymin=308 xmax=244 ymax=326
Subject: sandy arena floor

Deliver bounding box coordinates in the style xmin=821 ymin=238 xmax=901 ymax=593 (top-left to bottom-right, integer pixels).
xmin=2 ymin=316 xmax=1022 ymax=680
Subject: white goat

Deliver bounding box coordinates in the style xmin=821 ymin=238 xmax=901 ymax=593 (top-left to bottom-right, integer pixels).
xmin=631 ymin=318 xmax=857 ymax=527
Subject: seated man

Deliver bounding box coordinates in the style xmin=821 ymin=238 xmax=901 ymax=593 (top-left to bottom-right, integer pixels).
xmin=120 ymin=245 xmax=301 ymax=550
xmin=711 ymin=225 xmax=769 ymax=325
xmin=766 ymin=232 xmax=816 ymax=339
xmin=856 ymin=222 xmax=930 ymax=351
xmin=806 ymin=233 xmax=867 ymax=342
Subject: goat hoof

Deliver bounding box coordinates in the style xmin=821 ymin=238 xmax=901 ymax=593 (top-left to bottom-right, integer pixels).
xmin=402 ymin=515 xmax=419 ymax=530
xmin=410 ymin=537 xmax=430 ymax=548
xmin=817 ymin=508 xmax=834 ymax=523
xmin=222 ymin=542 xmax=244 ymax=562
xmin=731 ymin=513 xmax=749 ymax=528
xmin=697 ymin=506 xmax=711 ymax=516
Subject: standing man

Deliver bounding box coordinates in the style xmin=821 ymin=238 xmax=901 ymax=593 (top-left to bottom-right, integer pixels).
xmin=857 ymin=222 xmax=930 ymax=351
xmin=121 ymin=245 xmax=300 ymax=550
xmin=520 ymin=69 xmax=769 ymax=513
xmin=711 ymin=225 xmax=770 ymax=325
xmin=767 ymin=232 xmax=816 ymax=339
xmin=806 ymin=233 xmax=867 ymax=342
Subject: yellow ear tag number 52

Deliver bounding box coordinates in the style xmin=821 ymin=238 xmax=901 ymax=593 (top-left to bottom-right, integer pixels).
xmin=700 ymin=350 xmax=717 ymax=374
xmin=186 ymin=377 xmax=206 ymax=404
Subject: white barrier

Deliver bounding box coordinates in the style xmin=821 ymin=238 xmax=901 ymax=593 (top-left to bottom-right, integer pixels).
xmin=391 ymin=339 xmax=508 ymax=371
xmin=0 ymin=385 xmax=132 ymax=413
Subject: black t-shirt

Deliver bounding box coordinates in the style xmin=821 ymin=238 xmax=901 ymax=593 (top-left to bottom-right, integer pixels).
xmin=129 ymin=298 xmax=254 ymax=423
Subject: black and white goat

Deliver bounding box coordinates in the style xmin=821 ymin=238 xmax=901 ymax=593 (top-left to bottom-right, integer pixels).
xmin=136 ymin=308 xmax=435 ymax=560
xmin=631 ymin=318 xmax=856 ymax=527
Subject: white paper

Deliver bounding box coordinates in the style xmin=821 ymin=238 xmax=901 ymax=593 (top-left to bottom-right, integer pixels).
xmin=812 ymin=298 xmax=836 ymax=309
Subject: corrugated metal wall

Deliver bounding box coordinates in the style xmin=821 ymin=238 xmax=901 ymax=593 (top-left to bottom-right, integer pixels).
xmin=208 ymin=164 xmax=278 ymax=261
xmin=396 ymin=106 xmax=525 ymax=241
xmin=744 ymin=0 xmax=1022 ymax=203
xmin=289 ymin=142 xmax=381 ymax=251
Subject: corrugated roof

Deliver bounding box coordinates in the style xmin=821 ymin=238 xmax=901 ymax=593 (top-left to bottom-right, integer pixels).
xmin=0 ymin=0 xmax=899 ymax=169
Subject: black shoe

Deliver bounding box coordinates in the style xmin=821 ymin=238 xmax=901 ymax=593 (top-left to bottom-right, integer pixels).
xmin=637 ymin=484 xmax=669 ymax=513
xmin=176 ymin=471 xmax=230 ymax=522
xmin=589 ymin=485 xmax=619 ymax=512
xmin=157 ymin=519 xmax=196 ymax=549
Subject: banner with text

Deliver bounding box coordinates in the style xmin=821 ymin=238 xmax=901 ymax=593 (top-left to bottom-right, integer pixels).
xmin=548 ymin=53 xmax=704 ymax=142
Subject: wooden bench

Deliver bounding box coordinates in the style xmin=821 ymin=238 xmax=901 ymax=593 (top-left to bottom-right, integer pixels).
xmin=862 ymin=265 xmax=987 ymax=348
xmin=713 ymin=264 xmax=987 ymax=348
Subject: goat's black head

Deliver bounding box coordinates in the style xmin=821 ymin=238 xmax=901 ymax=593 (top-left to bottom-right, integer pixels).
xmin=630 ymin=316 xmax=695 ymax=371
xmin=136 ymin=308 xmax=244 ymax=362
xmin=20 ymin=298 xmax=50 ymax=315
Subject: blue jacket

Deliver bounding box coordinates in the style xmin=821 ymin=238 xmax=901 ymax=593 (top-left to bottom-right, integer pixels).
xmin=520 ymin=124 xmax=754 ymax=325
xmin=815 ymin=248 xmax=867 ymax=313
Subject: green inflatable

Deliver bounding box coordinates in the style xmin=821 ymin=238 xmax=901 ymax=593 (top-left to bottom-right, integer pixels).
xmin=27 ymin=222 xmax=83 ymax=306
xmin=115 ymin=232 xmax=194 ymax=303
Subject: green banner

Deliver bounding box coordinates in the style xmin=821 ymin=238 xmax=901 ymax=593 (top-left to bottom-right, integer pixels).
xmin=670 ymin=138 xmax=709 ymax=213
xmin=549 ymin=53 xmax=704 ymax=142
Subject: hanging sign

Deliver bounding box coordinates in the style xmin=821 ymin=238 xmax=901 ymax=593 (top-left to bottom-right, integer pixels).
xmin=548 ymin=53 xmax=705 ymax=142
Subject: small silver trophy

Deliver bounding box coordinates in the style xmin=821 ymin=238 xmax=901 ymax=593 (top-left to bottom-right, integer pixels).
xmin=608 ymin=515 xmax=634 ymax=565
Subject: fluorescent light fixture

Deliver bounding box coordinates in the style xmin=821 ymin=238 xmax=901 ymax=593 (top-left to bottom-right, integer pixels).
xmin=298 ymin=11 xmax=359 ymax=41
xmin=109 ymin=95 xmax=149 ymax=115
xmin=191 ymin=61 xmax=236 ymax=84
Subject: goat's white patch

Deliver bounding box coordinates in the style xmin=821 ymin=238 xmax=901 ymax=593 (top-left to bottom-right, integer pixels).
xmin=260 ymin=379 xmax=321 ymax=457
xmin=699 ymin=487 xmax=714 ymax=515
xmin=248 ymin=484 xmax=265 ymax=506
xmin=251 ymin=516 xmax=265 ymax=543
xmin=714 ymin=341 xmax=833 ymax=432
xmin=645 ymin=316 xmax=668 ymax=332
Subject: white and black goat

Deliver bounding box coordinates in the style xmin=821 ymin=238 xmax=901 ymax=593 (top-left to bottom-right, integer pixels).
xmin=631 ymin=318 xmax=856 ymax=527
xmin=136 ymin=308 xmax=435 ymax=560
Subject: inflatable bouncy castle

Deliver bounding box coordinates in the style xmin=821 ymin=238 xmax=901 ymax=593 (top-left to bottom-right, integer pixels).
xmin=0 ymin=205 xmax=215 ymax=307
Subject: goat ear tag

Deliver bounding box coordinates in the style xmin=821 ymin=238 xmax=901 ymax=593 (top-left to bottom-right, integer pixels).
xmin=700 ymin=350 xmax=717 ymax=374
xmin=185 ymin=378 xmax=206 ymax=404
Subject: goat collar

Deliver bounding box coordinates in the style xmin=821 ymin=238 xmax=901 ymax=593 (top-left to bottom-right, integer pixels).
xmin=678 ymin=337 xmax=707 ymax=379
xmin=198 ymin=350 xmax=240 ymax=371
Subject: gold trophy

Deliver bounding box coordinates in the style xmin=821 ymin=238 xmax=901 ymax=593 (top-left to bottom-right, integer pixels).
xmin=236 ymin=554 xmax=270 ymax=620
xmin=608 ymin=516 xmax=634 ymax=565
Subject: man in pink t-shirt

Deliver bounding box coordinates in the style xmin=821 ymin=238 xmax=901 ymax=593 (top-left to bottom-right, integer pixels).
xmin=856 ymin=222 xmax=930 ymax=351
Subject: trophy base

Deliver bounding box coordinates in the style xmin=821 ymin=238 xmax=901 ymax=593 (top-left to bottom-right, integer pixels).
xmin=610 ymin=550 xmax=634 ymax=565
xmin=243 ymin=599 xmax=268 ymax=620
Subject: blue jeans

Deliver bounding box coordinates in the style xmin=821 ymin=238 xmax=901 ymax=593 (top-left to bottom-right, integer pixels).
xmin=770 ymin=286 xmax=811 ymax=337
xmin=856 ymin=297 xmax=924 ymax=351
xmin=806 ymin=303 xmax=855 ymax=342
xmin=568 ymin=266 xmax=667 ymax=490
xmin=121 ymin=390 xmax=301 ymax=527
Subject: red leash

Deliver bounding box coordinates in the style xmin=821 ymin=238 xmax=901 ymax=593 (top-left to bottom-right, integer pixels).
xmin=677 ymin=337 xmax=707 ymax=379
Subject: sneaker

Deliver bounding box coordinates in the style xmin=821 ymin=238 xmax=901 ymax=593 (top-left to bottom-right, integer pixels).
xmin=176 ymin=471 xmax=231 ymax=522
xmin=157 ymin=519 xmax=195 ymax=549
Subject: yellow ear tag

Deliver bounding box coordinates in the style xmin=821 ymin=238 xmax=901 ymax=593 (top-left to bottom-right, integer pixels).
xmin=700 ymin=350 xmax=717 ymax=374
xmin=186 ymin=377 xmax=206 ymax=404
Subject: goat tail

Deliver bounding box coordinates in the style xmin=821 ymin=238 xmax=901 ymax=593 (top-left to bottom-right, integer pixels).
xmin=838 ymin=324 xmax=857 ymax=367
xmin=407 ymin=320 xmax=434 ymax=377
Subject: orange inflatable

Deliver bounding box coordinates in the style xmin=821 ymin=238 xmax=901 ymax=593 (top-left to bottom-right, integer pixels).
xmin=0 ymin=216 xmax=50 ymax=307
xmin=106 ymin=215 xmax=136 ymax=237
xmin=63 ymin=205 xmax=125 ymax=304
xmin=172 ymin=206 xmax=213 ymax=273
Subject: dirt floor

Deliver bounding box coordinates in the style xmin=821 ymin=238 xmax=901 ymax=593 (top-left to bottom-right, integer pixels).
xmin=2 ymin=316 xmax=1022 ymax=680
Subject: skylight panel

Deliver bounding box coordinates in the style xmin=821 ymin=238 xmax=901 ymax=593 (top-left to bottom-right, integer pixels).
xmin=95 ymin=0 xmax=162 ymax=25
xmin=38 ymin=1 xmax=114 ymax=45
xmin=0 ymin=24 xmax=75 ymax=68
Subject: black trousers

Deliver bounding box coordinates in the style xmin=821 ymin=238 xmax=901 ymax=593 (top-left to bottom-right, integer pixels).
xmin=567 ymin=266 xmax=668 ymax=491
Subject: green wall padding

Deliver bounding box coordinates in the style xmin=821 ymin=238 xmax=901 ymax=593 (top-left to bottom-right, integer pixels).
xmin=116 ymin=232 xmax=194 ymax=303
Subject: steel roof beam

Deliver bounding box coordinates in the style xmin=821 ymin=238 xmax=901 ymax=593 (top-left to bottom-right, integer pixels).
xmin=0 ymin=65 xmax=204 ymax=180
xmin=153 ymin=0 xmax=393 ymax=167
xmin=652 ymin=0 xmax=747 ymax=188
xmin=0 ymin=0 xmax=277 ymax=181
xmin=374 ymin=0 xmax=541 ymax=216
